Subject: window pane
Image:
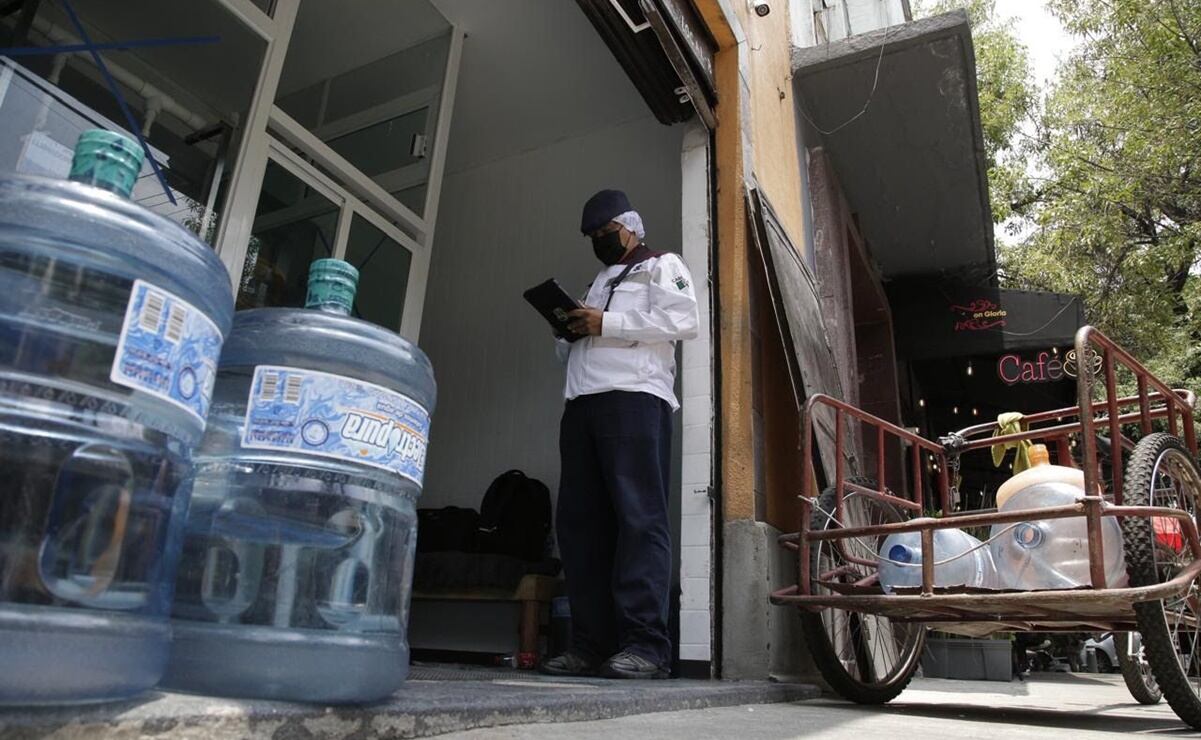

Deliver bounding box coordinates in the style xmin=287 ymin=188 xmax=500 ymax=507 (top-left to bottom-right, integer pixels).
xmin=344 ymin=215 xmax=411 ymax=332
xmin=327 ymin=108 xmax=430 ymax=178
xmin=236 ymin=159 xmax=339 ymax=311
xmin=0 ymin=0 xmax=266 ymax=244
xmin=275 ymin=0 xmax=450 ymax=218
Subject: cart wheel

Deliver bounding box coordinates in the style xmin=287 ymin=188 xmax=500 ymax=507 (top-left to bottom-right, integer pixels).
xmin=799 ymin=479 xmax=925 ymax=704
xmin=1121 ymin=433 xmax=1201 ymax=726
xmin=1116 ymin=632 xmax=1162 ymax=704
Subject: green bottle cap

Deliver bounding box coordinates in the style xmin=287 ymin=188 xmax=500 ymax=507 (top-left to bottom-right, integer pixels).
xmin=306 ymin=258 xmax=359 ymax=316
xmin=68 ymin=129 xmax=145 ymax=199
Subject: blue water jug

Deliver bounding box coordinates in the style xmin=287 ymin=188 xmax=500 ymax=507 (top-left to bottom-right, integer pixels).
xmin=0 ymin=130 xmax=233 ymax=704
xmin=163 ymin=260 xmax=436 ymax=703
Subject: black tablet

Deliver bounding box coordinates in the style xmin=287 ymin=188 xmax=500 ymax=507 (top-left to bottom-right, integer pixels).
xmin=523 ymin=278 xmax=584 ymax=342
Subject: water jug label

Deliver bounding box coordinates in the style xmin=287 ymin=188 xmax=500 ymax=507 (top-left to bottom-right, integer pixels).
xmin=110 ymin=280 xmax=223 ymax=423
xmin=241 ymin=365 xmax=430 ymax=485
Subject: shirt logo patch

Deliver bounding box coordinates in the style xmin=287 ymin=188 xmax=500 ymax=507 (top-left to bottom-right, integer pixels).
xmin=674 ymin=275 xmax=689 ymax=291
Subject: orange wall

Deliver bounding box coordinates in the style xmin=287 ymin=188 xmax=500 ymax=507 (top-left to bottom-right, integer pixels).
xmin=693 ymin=0 xmax=812 ymax=523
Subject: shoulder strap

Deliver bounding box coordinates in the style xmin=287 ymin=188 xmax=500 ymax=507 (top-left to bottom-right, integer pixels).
xmin=603 ymin=244 xmax=662 ymax=311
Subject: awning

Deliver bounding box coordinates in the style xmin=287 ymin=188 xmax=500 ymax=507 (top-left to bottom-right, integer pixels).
xmin=575 ymin=0 xmax=716 ymax=127
xmin=792 ymin=10 xmax=994 ymax=280
xmin=887 ymin=280 xmax=1085 ymax=361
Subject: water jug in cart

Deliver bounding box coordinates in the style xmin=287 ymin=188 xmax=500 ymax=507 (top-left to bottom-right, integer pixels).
xmin=163 ymin=259 xmax=437 ymax=703
xmin=989 ymin=444 xmax=1127 ymax=590
xmin=877 ymin=528 xmax=998 ymax=593
xmin=0 ymin=130 xmax=234 ymax=704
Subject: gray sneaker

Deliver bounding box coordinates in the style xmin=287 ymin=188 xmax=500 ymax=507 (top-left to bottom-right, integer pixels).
xmin=538 ymin=651 xmax=599 ymax=677
xmin=601 ymin=650 xmax=669 ymax=679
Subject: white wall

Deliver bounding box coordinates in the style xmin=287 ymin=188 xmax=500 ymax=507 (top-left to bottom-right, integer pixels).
xmin=420 ymin=117 xmax=684 ymax=509
xmin=791 ymin=0 xmax=909 ymax=47
xmin=415 ymin=0 xmax=707 ymax=662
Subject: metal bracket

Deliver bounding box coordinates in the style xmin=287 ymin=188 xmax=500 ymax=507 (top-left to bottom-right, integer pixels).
xmin=608 ymin=0 xmax=652 ymax=33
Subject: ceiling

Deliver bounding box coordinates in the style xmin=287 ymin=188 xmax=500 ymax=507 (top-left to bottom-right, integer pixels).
xmin=792 ymin=10 xmax=995 ymax=281
xmin=429 ymin=0 xmax=655 ymax=174
xmin=279 ymin=0 xmax=450 ymax=96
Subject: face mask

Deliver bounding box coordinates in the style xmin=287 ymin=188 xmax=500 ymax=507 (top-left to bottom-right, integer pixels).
xmin=591 ymin=230 xmax=626 ymax=266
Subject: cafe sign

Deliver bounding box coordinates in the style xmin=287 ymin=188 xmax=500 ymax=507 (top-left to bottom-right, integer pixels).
xmin=998 ymin=351 xmax=1064 ymax=385
xmin=997 ymin=349 xmax=1101 ymax=385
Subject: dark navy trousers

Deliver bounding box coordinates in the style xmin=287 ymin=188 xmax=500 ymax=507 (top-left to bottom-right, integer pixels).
xmin=557 ymin=391 xmax=673 ymax=667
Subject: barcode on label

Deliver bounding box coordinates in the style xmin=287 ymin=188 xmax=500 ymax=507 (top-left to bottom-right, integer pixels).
xmin=140 ymin=291 xmax=165 ymax=333
xmin=283 ymin=374 xmax=304 ymax=404
xmin=165 ymin=304 xmax=186 ymax=343
xmin=260 ymin=371 xmax=280 ymax=401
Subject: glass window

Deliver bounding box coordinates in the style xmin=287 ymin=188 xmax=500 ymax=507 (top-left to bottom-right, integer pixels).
xmin=0 ymin=0 xmax=266 ymax=244
xmin=326 ymin=108 xmax=430 ymax=179
xmin=236 ymin=159 xmax=339 ymax=311
xmin=274 ymin=0 xmax=451 ymax=219
xmin=344 ymin=215 xmax=411 ymax=332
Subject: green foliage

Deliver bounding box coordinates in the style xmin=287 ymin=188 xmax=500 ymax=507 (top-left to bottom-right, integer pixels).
xmin=924 ymin=0 xmax=1201 ymax=399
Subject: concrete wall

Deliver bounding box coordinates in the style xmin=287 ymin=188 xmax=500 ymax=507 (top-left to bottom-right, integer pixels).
xmin=419 ymin=0 xmax=686 ymax=512
xmin=420 ymin=116 xmax=684 ymax=510
xmin=706 ymin=0 xmax=824 ymax=680
xmin=416 ymin=0 xmax=716 ymax=664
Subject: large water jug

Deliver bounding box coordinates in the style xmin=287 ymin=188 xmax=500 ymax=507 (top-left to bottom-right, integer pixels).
xmin=995 ymin=443 xmax=1089 ymax=508
xmin=877 ymin=528 xmax=998 ymax=593
xmin=163 ymin=260 xmax=436 ymax=703
xmin=990 ymin=481 xmax=1127 ymax=590
xmin=0 ymin=131 xmax=233 ymax=704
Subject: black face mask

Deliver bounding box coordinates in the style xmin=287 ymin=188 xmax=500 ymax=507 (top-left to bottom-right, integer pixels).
xmin=591 ymin=230 xmax=626 ymax=266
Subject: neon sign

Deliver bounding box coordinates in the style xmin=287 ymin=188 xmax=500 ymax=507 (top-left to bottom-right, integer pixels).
xmin=951 ymin=299 xmax=1008 ymax=332
xmin=997 ymin=351 xmax=1068 ymax=385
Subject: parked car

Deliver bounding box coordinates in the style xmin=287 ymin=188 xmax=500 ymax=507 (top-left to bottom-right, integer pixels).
xmin=1082 ymin=633 xmax=1121 ymax=672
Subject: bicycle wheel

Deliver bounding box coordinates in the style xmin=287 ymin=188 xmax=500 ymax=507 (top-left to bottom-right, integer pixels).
xmin=799 ymin=479 xmax=925 ymax=703
xmin=1116 ymin=632 xmax=1162 ymax=704
xmin=1121 ymin=433 xmax=1201 ymax=726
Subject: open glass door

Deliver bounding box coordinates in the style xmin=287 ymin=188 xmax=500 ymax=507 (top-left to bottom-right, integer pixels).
xmin=224 ymin=0 xmax=460 ymax=341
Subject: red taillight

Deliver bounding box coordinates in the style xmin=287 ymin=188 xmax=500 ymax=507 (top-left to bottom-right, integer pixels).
xmin=1154 ymin=516 xmax=1185 ymax=552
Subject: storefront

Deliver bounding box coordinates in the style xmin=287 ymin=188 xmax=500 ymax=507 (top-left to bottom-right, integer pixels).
xmin=0 ymin=0 xmax=722 ymax=675
xmin=889 ymin=281 xmax=1085 ymax=507
xmin=3 ymin=0 xmax=1027 ymax=686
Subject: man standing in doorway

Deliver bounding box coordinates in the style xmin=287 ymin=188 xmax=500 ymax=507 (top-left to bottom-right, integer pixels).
xmin=540 ymin=189 xmax=699 ymax=679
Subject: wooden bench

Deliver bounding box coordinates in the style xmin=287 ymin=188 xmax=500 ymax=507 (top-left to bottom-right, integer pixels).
xmin=411 ymin=574 xmax=558 ymax=668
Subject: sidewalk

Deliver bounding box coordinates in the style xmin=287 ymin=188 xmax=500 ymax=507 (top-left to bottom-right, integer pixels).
xmin=436 ymin=673 xmax=1187 ymax=739
xmin=0 ymin=665 xmax=819 ymax=739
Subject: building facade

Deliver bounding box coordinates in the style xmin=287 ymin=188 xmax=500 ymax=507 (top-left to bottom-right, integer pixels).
xmin=0 ymin=0 xmax=1007 ymax=682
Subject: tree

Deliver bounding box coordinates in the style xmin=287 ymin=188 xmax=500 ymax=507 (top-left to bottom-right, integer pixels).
xmin=924 ymin=0 xmax=1201 ymax=393
xmin=1002 ymin=0 xmax=1201 ymax=389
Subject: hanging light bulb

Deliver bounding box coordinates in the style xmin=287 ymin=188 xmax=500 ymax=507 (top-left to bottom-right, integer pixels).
xmin=919 ymin=398 xmax=926 ymax=408
xmin=972 ymin=407 xmax=979 ymax=417
xmin=953 ymin=406 xmax=960 ymax=415
xmin=966 ymin=362 xmax=974 ymax=377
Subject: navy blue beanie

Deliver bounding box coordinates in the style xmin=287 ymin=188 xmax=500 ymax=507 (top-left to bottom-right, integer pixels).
xmin=580 ymin=189 xmax=631 ymax=235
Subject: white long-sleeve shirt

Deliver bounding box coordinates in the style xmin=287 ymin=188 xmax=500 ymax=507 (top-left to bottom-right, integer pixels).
xmin=556 ymin=251 xmax=699 ymax=410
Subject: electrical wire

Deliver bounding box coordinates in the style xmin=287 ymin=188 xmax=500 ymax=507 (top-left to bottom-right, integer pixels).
xmin=795 ymin=24 xmax=894 ymax=137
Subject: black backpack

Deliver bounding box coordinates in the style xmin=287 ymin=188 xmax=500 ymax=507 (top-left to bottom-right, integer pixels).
xmin=416 ymin=506 xmax=480 ymax=553
xmin=477 ymin=470 xmax=552 ymax=562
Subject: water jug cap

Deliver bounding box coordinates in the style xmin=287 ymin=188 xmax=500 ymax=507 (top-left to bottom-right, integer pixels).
xmin=888 ymin=544 xmax=913 ymax=564
xmin=1028 ymin=444 xmax=1050 ymax=467
xmin=68 ymin=129 xmax=144 ymax=198
xmin=1014 ymin=522 xmax=1045 ymax=549
xmin=306 ymin=258 xmax=359 ymax=316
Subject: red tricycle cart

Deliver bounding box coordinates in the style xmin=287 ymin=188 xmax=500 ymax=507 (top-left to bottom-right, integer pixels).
xmin=771 ymin=326 xmax=1201 ymax=728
